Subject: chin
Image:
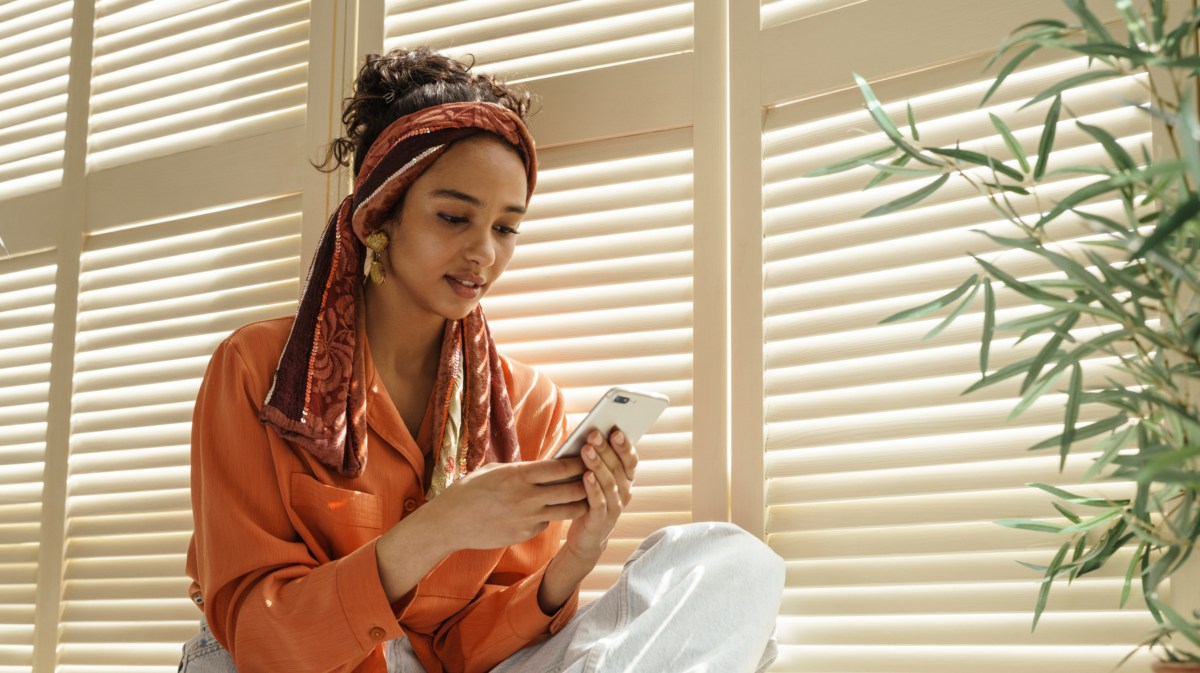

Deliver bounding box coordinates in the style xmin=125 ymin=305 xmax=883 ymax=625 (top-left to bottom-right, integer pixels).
xmin=443 ymin=301 xmax=480 ymax=321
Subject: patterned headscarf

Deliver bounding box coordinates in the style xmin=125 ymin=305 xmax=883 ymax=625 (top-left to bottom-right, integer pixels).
xmin=259 ymin=102 xmax=537 ymax=490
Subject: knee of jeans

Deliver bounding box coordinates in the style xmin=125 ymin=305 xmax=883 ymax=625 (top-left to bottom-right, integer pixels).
xmin=681 ymin=522 xmax=785 ymax=588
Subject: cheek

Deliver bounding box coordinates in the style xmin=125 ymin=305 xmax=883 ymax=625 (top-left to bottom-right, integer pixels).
xmin=494 ymin=240 xmax=517 ymax=272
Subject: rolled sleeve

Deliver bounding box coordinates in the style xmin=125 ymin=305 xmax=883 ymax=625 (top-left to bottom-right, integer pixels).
xmin=504 ymin=561 xmax=579 ymax=640
xmin=336 ymin=538 xmax=408 ymax=649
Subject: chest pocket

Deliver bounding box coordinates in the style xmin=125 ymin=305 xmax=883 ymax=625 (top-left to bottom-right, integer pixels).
xmin=290 ymin=473 xmax=383 ymax=561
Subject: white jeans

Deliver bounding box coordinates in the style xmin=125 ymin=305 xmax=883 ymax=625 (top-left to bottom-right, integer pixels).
xmin=179 ymin=522 xmax=785 ymax=673
xmin=387 ymin=522 xmax=784 ymax=673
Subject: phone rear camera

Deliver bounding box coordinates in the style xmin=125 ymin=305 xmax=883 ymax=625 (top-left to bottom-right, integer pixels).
xmin=614 ymin=395 xmax=630 ymax=403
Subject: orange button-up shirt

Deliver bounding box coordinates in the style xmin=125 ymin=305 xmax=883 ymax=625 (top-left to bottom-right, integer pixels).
xmin=184 ymin=317 xmax=578 ymax=673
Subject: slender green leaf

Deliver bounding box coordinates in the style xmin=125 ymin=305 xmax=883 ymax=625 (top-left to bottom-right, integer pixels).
xmin=1052 ymin=502 xmax=1082 ymax=524
xmin=1163 ymin=8 xmax=1200 ymax=56
xmin=1034 ymin=298 xmax=1125 ymax=322
xmin=926 ymin=147 xmax=1025 ymax=181
xmin=1008 ymin=367 xmax=1064 ymax=420
xmin=863 ymin=173 xmax=951 ymax=217
xmin=983 ymin=44 xmax=1041 ymax=105
xmin=996 ymin=519 xmax=1065 ymax=533
xmin=804 ymin=146 xmax=895 ymax=177
xmin=1031 ymin=414 xmax=1129 ymax=453
xmin=1034 ymin=96 xmax=1062 ymax=181
xmin=926 ymin=280 xmax=980 ymax=338
xmin=1148 ymin=0 xmax=1164 ymax=40
xmin=1043 ymin=164 xmax=1118 ymax=180
xmin=1134 ymin=444 xmax=1200 ymax=484
xmin=1179 ymin=89 xmax=1200 ymax=191
xmin=1081 ymin=425 xmax=1135 ymax=481
xmin=1082 ymin=248 xmax=1163 ymax=299
xmin=982 ymin=181 xmax=1031 ymax=196
xmin=1042 ymin=249 xmax=1131 ymax=318
xmin=1132 ymin=193 xmax=1200 ymax=258
xmin=1066 ymin=43 xmax=1148 ymax=61
xmin=1060 ymin=362 xmax=1083 ymax=470
xmin=1028 ymin=482 xmax=1127 ymax=507
xmin=880 ymin=275 xmax=978 ymax=323
xmin=1059 ymin=508 xmax=1123 ymax=535
xmin=973 ymin=256 xmax=1062 ymax=302
xmin=863 ymin=158 xmax=941 ymax=177
xmin=1069 ymin=535 xmax=1086 ymax=567
xmin=1012 ymin=19 xmax=1068 ymax=32
xmin=1120 ymin=541 xmax=1146 ymax=607
xmin=976 ymin=229 xmax=1039 ymax=252
xmin=990 ymin=113 xmax=1030 ymax=173
xmin=998 ymin=309 xmax=1067 ymax=333
xmin=962 ymin=356 xmax=1036 ymax=395
xmin=1159 ymin=55 xmax=1200 ymax=69
xmin=981 ymin=280 xmax=995 ymax=374
xmin=1033 ymin=542 xmax=1072 ymax=630
xmin=1148 ymin=596 xmax=1200 ymax=648
xmin=1022 ymin=313 xmax=1078 ymax=393
xmin=1023 ymin=70 xmax=1122 ymax=111
xmin=1065 ymin=0 xmax=1116 ymax=43
xmin=854 ymin=73 xmax=940 ymax=166
xmin=1036 ymin=178 xmax=1121 ymax=227
xmin=906 ymin=102 xmax=919 ymax=141
xmin=1075 ymin=121 xmax=1136 ymax=172
xmin=864 ymin=153 xmax=913 ymax=189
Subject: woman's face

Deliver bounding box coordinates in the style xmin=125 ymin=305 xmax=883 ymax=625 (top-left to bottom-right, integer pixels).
xmin=379 ymin=134 xmax=528 ymax=323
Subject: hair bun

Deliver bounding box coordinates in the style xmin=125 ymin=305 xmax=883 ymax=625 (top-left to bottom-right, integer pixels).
xmin=314 ymin=46 xmax=533 ymax=176
xmin=361 ymin=46 xmax=473 ymax=103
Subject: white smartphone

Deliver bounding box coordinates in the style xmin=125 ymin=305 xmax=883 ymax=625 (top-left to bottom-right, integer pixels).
xmin=551 ymin=387 xmax=670 ymax=460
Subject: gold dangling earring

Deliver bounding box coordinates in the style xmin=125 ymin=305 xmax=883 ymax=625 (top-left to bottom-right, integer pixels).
xmin=364 ymin=229 xmax=390 ymax=285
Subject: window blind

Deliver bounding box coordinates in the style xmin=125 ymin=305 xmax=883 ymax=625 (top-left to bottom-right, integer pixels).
xmin=0 ymin=0 xmax=72 ymax=200
xmin=88 ymin=0 xmax=309 ymax=172
xmin=57 ymin=196 xmax=301 ymax=673
xmin=761 ymin=0 xmax=864 ymax=28
xmin=0 ymin=251 xmax=55 ymax=673
xmin=383 ymin=0 xmax=692 ymax=81
xmin=761 ymin=55 xmax=1157 ymax=673
xmin=487 ymin=128 xmax=696 ymax=600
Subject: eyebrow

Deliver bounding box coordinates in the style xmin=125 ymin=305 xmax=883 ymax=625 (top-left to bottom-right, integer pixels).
xmin=430 ymin=188 xmax=526 ymax=215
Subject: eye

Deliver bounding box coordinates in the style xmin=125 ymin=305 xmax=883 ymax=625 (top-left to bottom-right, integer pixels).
xmin=439 ymin=213 xmax=469 ymax=225
xmin=494 ymin=224 xmax=520 ymax=237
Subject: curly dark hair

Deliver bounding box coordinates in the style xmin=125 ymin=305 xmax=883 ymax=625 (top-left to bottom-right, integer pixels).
xmin=314 ymin=47 xmax=534 ymax=176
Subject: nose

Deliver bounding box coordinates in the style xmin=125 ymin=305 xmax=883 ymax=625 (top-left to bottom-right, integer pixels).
xmin=463 ymin=226 xmax=496 ymax=268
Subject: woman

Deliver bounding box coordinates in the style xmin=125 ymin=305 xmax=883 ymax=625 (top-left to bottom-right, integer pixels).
xmin=179 ymin=47 xmax=784 ymax=673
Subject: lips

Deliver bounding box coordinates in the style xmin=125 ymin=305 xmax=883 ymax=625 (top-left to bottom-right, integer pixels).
xmin=447 ymin=272 xmax=486 ymax=287
xmin=446 ymin=275 xmax=483 ymax=299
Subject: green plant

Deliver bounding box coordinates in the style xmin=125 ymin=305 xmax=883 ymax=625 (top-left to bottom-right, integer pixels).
xmin=810 ymin=0 xmax=1200 ymax=663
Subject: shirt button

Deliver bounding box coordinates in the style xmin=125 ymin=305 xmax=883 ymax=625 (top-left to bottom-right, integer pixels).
xmin=192 ymin=592 xmax=204 ymax=606
xmin=403 ymin=498 xmax=418 ymax=512
xmin=369 ymin=626 xmax=386 ymax=640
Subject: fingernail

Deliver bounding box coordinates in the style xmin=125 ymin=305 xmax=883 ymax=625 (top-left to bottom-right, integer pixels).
xmin=612 ymin=431 xmax=625 ymax=445
xmin=585 ymin=446 xmax=597 ymax=460
xmin=589 ymin=432 xmax=602 ymax=446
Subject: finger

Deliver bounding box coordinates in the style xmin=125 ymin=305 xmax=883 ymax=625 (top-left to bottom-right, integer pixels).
xmin=524 ymin=457 xmax=586 ymax=484
xmin=544 ymin=501 xmax=589 ymax=521
xmin=584 ymin=442 xmax=626 ymax=506
xmin=588 ymin=431 xmax=626 ymax=483
xmin=585 ymin=448 xmax=620 ymax=514
xmin=583 ymin=468 xmax=607 ymax=515
xmin=539 ymin=480 xmax=587 ymax=505
xmin=609 ymin=427 xmax=639 ymax=481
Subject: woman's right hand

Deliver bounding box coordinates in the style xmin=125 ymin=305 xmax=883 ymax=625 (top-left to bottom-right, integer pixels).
xmin=425 ymin=459 xmax=590 ymax=552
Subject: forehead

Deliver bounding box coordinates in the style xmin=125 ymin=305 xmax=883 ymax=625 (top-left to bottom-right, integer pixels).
xmin=417 ymin=135 xmax=528 ymax=202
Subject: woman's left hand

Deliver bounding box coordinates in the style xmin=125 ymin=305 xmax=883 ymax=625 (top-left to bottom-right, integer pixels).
xmin=561 ymin=428 xmax=637 ymax=562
